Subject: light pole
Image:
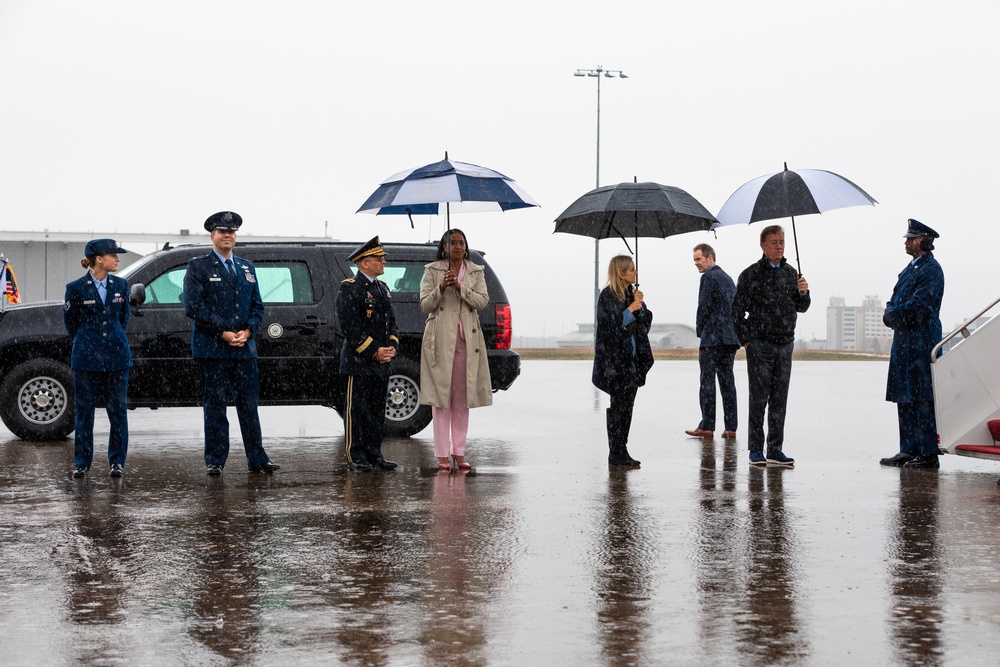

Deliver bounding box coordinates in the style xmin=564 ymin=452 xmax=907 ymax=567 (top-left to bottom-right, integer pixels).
xmin=574 ymin=66 xmax=628 ymax=307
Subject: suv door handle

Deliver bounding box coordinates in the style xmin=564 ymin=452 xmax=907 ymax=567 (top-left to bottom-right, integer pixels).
xmin=297 ymin=315 xmax=327 ymax=328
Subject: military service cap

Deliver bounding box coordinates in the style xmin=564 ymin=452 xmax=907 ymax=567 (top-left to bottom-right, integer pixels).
xmin=348 ymin=236 xmax=388 ymax=263
xmin=204 ymin=211 xmax=243 ymax=232
xmin=903 ymin=219 xmax=939 ymax=239
xmin=85 ymin=238 xmax=129 ymax=257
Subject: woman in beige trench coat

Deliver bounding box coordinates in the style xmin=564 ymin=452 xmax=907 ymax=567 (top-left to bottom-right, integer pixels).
xmin=419 ymin=229 xmax=493 ymax=470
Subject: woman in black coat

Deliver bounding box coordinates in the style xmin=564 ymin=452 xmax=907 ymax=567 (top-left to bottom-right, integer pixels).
xmin=592 ymin=255 xmax=654 ymax=466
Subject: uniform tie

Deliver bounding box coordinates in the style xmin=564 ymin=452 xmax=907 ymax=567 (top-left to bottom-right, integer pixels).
xmin=225 ymin=258 xmax=236 ymax=279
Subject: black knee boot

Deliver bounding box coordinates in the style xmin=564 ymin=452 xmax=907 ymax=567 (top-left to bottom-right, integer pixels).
xmin=607 ymin=408 xmax=640 ymax=466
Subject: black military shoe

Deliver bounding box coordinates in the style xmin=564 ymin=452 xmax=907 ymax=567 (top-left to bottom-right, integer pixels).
xmin=879 ymin=452 xmax=914 ymax=467
xmin=250 ymin=462 xmax=281 ymax=474
xmin=374 ymin=458 xmax=398 ymax=470
xmin=206 ymin=464 xmax=223 ymax=476
xmin=72 ymin=466 xmax=88 ymax=479
xmin=109 ymin=464 xmax=124 ymax=477
xmin=347 ymin=461 xmax=374 ymax=472
xmin=903 ymin=454 xmax=940 ymax=469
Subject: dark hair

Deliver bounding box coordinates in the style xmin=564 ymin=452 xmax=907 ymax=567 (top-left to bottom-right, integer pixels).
xmin=437 ymin=228 xmax=470 ymax=260
xmin=693 ymin=243 xmax=716 ymax=260
xmin=760 ymin=225 xmax=784 ymax=244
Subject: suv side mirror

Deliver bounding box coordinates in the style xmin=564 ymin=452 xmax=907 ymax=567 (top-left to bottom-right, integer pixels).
xmin=130 ymin=283 xmax=147 ymax=308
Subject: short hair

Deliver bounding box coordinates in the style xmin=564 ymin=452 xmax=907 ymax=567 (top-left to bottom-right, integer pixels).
xmin=693 ymin=243 xmax=716 ymax=260
xmin=760 ymin=225 xmax=784 ymax=244
xmin=437 ymin=228 xmax=470 ymax=260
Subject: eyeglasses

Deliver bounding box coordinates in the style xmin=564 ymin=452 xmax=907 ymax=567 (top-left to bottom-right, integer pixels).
xmin=365 ymin=256 xmax=387 ymax=263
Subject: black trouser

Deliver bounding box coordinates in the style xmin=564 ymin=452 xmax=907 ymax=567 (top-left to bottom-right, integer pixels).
xmin=607 ymin=382 xmax=638 ymax=452
xmin=746 ymin=340 xmax=793 ymax=453
xmin=344 ymin=374 xmax=389 ymax=465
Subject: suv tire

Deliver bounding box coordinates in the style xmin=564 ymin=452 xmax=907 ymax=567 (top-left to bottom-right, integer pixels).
xmin=0 ymin=359 xmax=75 ymax=441
xmin=383 ymin=357 xmax=431 ymax=438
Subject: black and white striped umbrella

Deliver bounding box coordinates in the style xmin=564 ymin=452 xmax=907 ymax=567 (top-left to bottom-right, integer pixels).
xmin=357 ymin=152 xmax=538 ymax=228
xmin=715 ymin=163 xmax=877 ymax=273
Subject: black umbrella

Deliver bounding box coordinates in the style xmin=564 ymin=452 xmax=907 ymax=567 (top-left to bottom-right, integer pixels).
xmin=554 ymin=180 xmax=717 ymax=281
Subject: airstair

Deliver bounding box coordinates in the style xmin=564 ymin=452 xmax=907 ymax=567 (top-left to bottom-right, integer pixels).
xmin=932 ymin=297 xmax=1000 ymax=461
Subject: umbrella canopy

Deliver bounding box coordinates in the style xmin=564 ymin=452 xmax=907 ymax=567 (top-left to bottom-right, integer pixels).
xmin=554 ymin=181 xmax=717 ymax=276
xmin=357 ymin=153 xmax=539 ymax=228
xmin=715 ymin=163 xmax=877 ymax=273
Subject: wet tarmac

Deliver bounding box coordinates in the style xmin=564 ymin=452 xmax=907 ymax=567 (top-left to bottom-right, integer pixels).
xmin=2 ymin=360 xmax=1000 ymax=666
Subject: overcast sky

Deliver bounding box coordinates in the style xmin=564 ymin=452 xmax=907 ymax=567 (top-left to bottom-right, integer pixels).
xmin=2 ymin=0 xmax=997 ymax=340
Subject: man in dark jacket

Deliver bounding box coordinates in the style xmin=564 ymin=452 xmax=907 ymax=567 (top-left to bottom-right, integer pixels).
xmin=686 ymin=243 xmax=740 ymax=439
xmin=336 ymin=236 xmax=400 ymax=472
xmin=732 ymin=225 xmax=810 ymax=467
xmin=183 ymin=211 xmax=279 ymax=476
xmin=879 ymin=219 xmax=944 ymax=469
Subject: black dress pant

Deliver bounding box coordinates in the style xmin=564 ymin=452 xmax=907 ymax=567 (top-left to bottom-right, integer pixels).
xmin=607 ymin=382 xmax=638 ymax=450
xmin=746 ymin=340 xmax=793 ymax=454
xmin=345 ymin=374 xmax=389 ymax=465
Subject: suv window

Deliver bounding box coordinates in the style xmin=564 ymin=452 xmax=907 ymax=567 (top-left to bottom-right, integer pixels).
xmin=381 ymin=264 xmax=425 ymax=294
xmin=256 ymin=261 xmax=315 ymax=303
xmin=144 ymin=261 xmax=315 ymax=305
xmin=145 ymin=266 xmax=186 ymax=304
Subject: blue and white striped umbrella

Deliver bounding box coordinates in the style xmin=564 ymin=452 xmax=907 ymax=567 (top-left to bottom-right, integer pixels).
xmin=357 ymin=154 xmax=538 ymax=227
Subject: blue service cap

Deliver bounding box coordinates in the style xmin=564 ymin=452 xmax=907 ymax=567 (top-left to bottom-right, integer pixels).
xmin=204 ymin=211 xmax=243 ymax=232
xmin=85 ymin=238 xmax=129 ymax=256
xmin=904 ymin=219 xmax=939 ymax=239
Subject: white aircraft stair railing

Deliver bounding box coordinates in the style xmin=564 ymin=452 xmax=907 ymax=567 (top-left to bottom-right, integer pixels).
xmin=931 ymin=296 xmax=1000 ymax=459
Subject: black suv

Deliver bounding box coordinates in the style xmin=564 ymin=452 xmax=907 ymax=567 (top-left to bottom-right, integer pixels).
xmin=0 ymin=242 xmax=520 ymax=440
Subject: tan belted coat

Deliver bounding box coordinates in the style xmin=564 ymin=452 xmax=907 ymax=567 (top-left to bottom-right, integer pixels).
xmin=418 ymin=259 xmax=493 ymax=409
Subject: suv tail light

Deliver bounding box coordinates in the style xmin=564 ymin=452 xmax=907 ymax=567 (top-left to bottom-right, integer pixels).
xmin=495 ymin=303 xmax=512 ymax=350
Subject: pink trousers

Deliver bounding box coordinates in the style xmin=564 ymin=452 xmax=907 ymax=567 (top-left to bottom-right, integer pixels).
xmin=432 ymin=334 xmax=469 ymax=458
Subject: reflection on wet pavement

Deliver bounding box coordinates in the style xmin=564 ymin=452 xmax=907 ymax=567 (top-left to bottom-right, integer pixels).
xmin=2 ymin=360 xmax=1000 ymax=665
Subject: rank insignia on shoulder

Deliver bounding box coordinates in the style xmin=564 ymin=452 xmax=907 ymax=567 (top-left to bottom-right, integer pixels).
xmin=341 ymin=278 xmax=355 ymax=284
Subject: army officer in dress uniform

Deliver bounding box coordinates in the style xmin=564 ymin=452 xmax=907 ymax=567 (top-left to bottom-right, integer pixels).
xmin=335 ymin=236 xmax=400 ymax=471
xmin=64 ymin=238 xmax=132 ymax=479
xmin=183 ymin=211 xmax=279 ymax=476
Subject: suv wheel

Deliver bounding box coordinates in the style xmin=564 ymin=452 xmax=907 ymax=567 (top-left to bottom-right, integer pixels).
xmin=0 ymin=359 xmax=75 ymax=441
xmin=383 ymin=358 xmax=431 ymax=437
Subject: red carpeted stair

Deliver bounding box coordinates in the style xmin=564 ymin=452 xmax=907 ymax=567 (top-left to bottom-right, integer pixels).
xmin=954 ymin=420 xmax=1000 ymax=460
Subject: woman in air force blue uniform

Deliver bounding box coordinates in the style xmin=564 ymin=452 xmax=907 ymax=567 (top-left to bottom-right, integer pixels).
xmin=63 ymin=238 xmax=132 ymax=478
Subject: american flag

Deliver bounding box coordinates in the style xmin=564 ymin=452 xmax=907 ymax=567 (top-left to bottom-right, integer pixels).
xmin=1 ymin=260 xmax=22 ymax=304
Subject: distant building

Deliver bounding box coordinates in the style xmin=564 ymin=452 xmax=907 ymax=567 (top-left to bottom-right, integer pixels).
xmin=826 ymin=295 xmax=893 ymax=352
xmin=555 ymin=323 xmax=698 ymax=349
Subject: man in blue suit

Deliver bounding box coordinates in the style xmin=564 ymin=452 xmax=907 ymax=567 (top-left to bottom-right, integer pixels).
xmin=64 ymin=238 xmax=132 ymax=478
xmin=335 ymin=236 xmax=399 ymax=471
xmin=880 ymin=219 xmax=945 ymax=470
xmin=686 ymin=243 xmax=741 ymax=439
xmin=183 ymin=211 xmax=279 ymax=476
